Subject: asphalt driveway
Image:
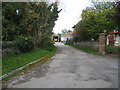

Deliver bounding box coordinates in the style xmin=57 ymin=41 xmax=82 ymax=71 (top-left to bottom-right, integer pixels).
xmin=6 ymin=42 xmax=118 ymax=88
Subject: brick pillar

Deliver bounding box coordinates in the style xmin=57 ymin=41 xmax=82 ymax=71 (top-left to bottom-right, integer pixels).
xmin=99 ymin=33 xmax=106 ymax=55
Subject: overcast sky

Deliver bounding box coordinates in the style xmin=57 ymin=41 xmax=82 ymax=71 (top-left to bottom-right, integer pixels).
xmin=53 ymin=0 xmax=92 ymax=34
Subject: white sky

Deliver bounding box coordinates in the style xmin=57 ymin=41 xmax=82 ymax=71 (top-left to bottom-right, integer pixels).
xmin=53 ymin=0 xmax=92 ymax=34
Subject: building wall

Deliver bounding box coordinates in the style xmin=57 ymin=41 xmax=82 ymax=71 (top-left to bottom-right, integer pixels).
xmin=61 ymin=36 xmax=73 ymax=42
xmin=114 ymin=35 xmax=120 ymax=46
xmin=107 ymin=34 xmax=120 ymax=46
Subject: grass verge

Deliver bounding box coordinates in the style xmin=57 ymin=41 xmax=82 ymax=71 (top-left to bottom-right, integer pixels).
xmin=2 ymin=56 xmax=53 ymax=83
xmin=106 ymin=45 xmax=120 ymax=54
xmin=2 ymin=45 xmax=57 ymax=76
xmin=66 ymin=44 xmax=98 ymax=55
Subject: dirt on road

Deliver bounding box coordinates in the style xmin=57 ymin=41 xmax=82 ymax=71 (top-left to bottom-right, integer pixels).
xmin=5 ymin=42 xmax=118 ymax=88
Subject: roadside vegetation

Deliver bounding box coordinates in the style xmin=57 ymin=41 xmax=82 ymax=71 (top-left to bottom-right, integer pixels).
xmin=73 ymin=2 xmax=117 ymax=41
xmin=2 ymin=2 xmax=61 ymax=50
xmin=2 ymin=45 xmax=57 ymax=75
xmin=106 ymin=45 xmax=120 ymax=54
xmin=65 ymin=1 xmax=119 ymax=55
xmin=2 ymin=2 xmax=60 ymax=79
xmin=66 ymin=43 xmax=98 ymax=55
xmin=2 ymin=45 xmax=56 ymax=86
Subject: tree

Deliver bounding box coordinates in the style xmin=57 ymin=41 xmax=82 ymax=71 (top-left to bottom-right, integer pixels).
xmin=61 ymin=29 xmax=72 ymax=35
xmin=2 ymin=2 xmax=61 ymax=50
xmin=61 ymin=29 xmax=68 ymax=35
xmin=68 ymin=30 xmax=72 ymax=33
xmin=74 ymin=1 xmax=116 ymax=41
xmin=116 ymin=1 xmax=120 ymax=29
xmin=2 ymin=2 xmax=28 ymax=41
xmin=27 ymin=2 xmax=61 ymax=48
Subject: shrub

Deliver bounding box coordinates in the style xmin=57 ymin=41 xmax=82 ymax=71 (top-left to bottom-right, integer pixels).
xmin=66 ymin=39 xmax=74 ymax=45
xmin=40 ymin=38 xmax=53 ymax=48
xmin=12 ymin=36 xmax=34 ymax=53
xmin=2 ymin=41 xmax=13 ymax=49
xmin=106 ymin=45 xmax=120 ymax=54
xmin=44 ymin=45 xmax=57 ymax=52
xmin=73 ymin=36 xmax=79 ymax=43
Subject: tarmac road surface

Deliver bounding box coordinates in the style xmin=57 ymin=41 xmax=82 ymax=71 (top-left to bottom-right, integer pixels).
xmin=6 ymin=42 xmax=118 ymax=88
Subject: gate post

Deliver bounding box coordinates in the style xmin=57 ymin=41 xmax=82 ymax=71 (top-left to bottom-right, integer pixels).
xmin=99 ymin=33 xmax=106 ymax=55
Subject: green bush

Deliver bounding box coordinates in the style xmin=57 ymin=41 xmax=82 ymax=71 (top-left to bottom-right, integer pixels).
xmin=40 ymin=38 xmax=53 ymax=48
xmin=2 ymin=41 xmax=13 ymax=49
xmin=73 ymin=36 xmax=80 ymax=42
xmin=66 ymin=39 xmax=74 ymax=45
xmin=45 ymin=45 xmax=57 ymax=52
xmin=106 ymin=45 xmax=120 ymax=54
xmin=12 ymin=36 xmax=34 ymax=53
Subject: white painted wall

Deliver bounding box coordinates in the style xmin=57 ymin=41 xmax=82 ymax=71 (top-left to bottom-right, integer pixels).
xmin=61 ymin=36 xmax=73 ymax=42
xmin=107 ymin=35 xmax=120 ymax=46
xmin=114 ymin=36 xmax=120 ymax=46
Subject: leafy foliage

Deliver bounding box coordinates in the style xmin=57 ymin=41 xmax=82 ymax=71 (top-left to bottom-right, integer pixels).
xmin=74 ymin=2 xmax=117 ymax=41
xmin=116 ymin=1 xmax=120 ymax=29
xmin=43 ymin=45 xmax=57 ymax=52
xmin=2 ymin=2 xmax=28 ymax=41
xmin=106 ymin=45 xmax=120 ymax=54
xmin=2 ymin=45 xmax=57 ymax=75
xmin=2 ymin=2 xmax=61 ymax=52
xmin=66 ymin=39 xmax=74 ymax=45
xmin=61 ymin=29 xmax=72 ymax=35
xmin=12 ymin=36 xmax=34 ymax=53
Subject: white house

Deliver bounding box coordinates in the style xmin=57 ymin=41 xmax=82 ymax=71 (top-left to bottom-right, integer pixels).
xmin=107 ymin=31 xmax=120 ymax=46
xmin=61 ymin=32 xmax=73 ymax=43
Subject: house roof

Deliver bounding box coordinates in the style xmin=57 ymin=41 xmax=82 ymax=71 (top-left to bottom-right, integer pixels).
xmin=109 ymin=32 xmax=119 ymax=34
xmin=61 ymin=32 xmax=73 ymax=37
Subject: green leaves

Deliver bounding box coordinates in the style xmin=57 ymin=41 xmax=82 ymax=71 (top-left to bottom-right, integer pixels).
xmin=74 ymin=2 xmax=116 ymax=41
xmin=3 ymin=2 xmax=60 ymax=50
xmin=12 ymin=36 xmax=34 ymax=53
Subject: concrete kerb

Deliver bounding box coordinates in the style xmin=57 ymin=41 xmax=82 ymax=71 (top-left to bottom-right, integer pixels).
xmin=0 ymin=57 xmax=44 ymax=80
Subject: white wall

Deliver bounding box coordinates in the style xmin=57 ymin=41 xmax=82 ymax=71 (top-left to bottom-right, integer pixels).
xmin=61 ymin=36 xmax=73 ymax=43
xmin=114 ymin=36 xmax=120 ymax=46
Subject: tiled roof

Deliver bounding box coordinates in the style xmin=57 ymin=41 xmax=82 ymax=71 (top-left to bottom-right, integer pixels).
xmin=61 ymin=32 xmax=73 ymax=37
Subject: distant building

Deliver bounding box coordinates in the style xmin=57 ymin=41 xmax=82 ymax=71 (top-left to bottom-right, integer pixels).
xmin=72 ymin=25 xmax=77 ymax=37
xmin=61 ymin=32 xmax=73 ymax=43
xmin=52 ymin=34 xmax=61 ymax=42
xmin=107 ymin=31 xmax=120 ymax=46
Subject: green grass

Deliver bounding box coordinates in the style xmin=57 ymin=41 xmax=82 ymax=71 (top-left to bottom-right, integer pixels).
xmin=107 ymin=45 xmax=120 ymax=50
xmin=67 ymin=44 xmax=98 ymax=54
xmin=106 ymin=45 xmax=120 ymax=53
xmin=2 ymin=55 xmax=53 ymax=82
xmin=2 ymin=45 xmax=57 ymax=75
